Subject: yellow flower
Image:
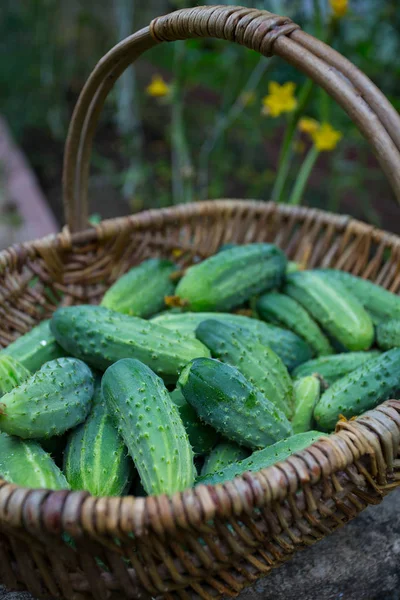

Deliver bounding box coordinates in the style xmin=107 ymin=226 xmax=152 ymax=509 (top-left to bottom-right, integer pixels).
xmin=172 ymin=248 xmax=184 ymax=258
xmin=146 ymin=75 xmax=171 ymax=98
xmin=298 ymin=117 xmax=319 ymax=135
xmin=239 ymin=90 xmax=256 ymax=107
xmin=311 ymin=123 xmax=342 ymax=151
xmin=262 ymin=82 xmax=297 ymax=118
xmin=330 ymin=0 xmax=348 ymax=18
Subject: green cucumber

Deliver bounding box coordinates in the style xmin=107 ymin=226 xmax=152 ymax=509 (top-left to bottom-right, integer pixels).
xmin=178 ymin=358 xmax=293 ymax=450
xmin=285 ymin=271 xmax=374 ymax=351
xmin=196 ymin=319 xmax=294 ymax=418
xmin=170 ymin=388 xmax=218 ymax=455
xmin=0 ymin=355 xmax=31 ymax=396
xmin=0 ymin=358 xmax=94 ymax=439
xmin=201 ymin=441 xmax=250 ymax=477
xmin=100 ymin=258 xmax=176 ymax=318
xmin=292 ymin=351 xmax=381 ymax=385
xmin=217 ymin=243 xmax=237 ymax=252
xmin=51 ymin=305 xmax=209 ymax=382
xmin=292 ymin=376 xmax=320 ymax=434
xmin=0 ymin=320 xmax=65 ymax=372
xmin=286 ymin=261 xmax=301 ymax=274
xmin=102 ymin=358 xmax=195 ymax=495
xmin=0 ymin=432 xmax=69 ymax=490
xmin=376 ymin=319 xmax=400 ymax=350
xmin=175 ymin=243 xmax=287 ymax=311
xmin=314 ymin=348 xmax=400 ymax=431
xmin=197 ymin=431 xmax=324 ymax=486
xmin=256 ymin=292 xmax=333 ymax=357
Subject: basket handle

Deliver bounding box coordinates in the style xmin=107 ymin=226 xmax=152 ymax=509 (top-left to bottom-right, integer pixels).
xmin=63 ymin=5 xmax=400 ymax=232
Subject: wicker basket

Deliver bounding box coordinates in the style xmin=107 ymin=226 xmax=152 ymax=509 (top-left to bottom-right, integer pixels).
xmin=1 ymin=5 xmax=400 ymax=600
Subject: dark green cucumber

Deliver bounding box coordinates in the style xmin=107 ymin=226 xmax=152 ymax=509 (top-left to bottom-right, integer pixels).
xmin=0 ymin=320 xmax=65 ymax=372
xmin=292 ymin=376 xmax=320 ymax=434
xmin=285 ymin=271 xmax=374 ymax=351
xmin=0 ymin=432 xmax=69 ymax=490
xmin=51 ymin=305 xmax=209 ymax=382
xmin=292 ymin=351 xmax=381 ymax=385
xmin=256 ymin=292 xmax=333 ymax=357
xmin=100 ymin=258 xmax=176 ymax=318
xmin=0 ymin=358 xmax=94 ymax=439
xmin=64 ymin=379 xmax=133 ymax=496
xmin=196 ymin=319 xmax=294 ymax=418
xmin=175 ymin=243 xmax=287 ymax=311
xmin=102 ymin=358 xmax=195 ymax=495
xmin=201 ymin=441 xmax=250 ymax=477
xmin=196 ymin=431 xmax=324 ymax=486
xmin=376 ymin=319 xmax=400 ymax=350
xmin=178 ymin=358 xmax=293 ymax=450
xmin=170 ymin=388 xmax=218 ymax=455
xmin=314 ymin=348 xmax=400 ymax=431
xmin=0 ymin=355 xmax=31 ymax=396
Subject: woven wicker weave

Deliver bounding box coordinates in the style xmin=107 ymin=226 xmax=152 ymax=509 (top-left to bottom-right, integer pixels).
xmin=1 ymin=5 xmax=400 ymax=600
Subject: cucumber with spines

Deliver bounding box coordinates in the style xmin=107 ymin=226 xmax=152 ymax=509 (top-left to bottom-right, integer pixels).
xmin=292 ymin=376 xmax=321 ymax=434
xmin=376 ymin=319 xmax=400 ymax=350
xmin=170 ymin=388 xmax=218 ymax=455
xmin=201 ymin=441 xmax=250 ymax=477
xmin=0 ymin=355 xmax=31 ymax=397
xmin=292 ymin=351 xmax=381 ymax=385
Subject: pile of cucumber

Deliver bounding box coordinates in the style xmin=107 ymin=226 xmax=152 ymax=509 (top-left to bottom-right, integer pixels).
xmin=1 ymin=243 xmax=400 ymax=496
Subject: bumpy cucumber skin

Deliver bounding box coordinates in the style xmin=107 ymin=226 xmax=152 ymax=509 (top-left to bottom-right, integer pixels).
xmin=175 ymin=243 xmax=287 ymax=312
xmin=316 ymin=269 xmax=400 ymax=325
xmin=102 ymin=358 xmax=195 ymax=496
xmin=179 ymin=358 xmax=293 ymax=450
xmin=314 ymin=348 xmax=400 ymax=431
xmin=196 ymin=319 xmax=294 ymax=418
xmin=197 ymin=431 xmax=324 ymax=486
xmin=256 ymin=292 xmax=333 ymax=357
xmin=292 ymin=376 xmax=320 ymax=434
xmin=0 ymin=358 xmax=94 ymax=439
xmin=0 ymin=355 xmax=31 ymax=397
xmin=170 ymin=388 xmax=218 ymax=455
xmin=64 ymin=380 xmax=132 ymax=497
xmin=201 ymin=441 xmax=250 ymax=477
xmin=51 ymin=305 xmax=209 ymax=382
xmin=151 ymin=312 xmax=312 ymax=371
xmin=100 ymin=258 xmax=176 ymax=318
xmin=292 ymin=351 xmax=381 ymax=385
xmin=0 ymin=432 xmax=69 ymax=490
xmin=376 ymin=319 xmax=400 ymax=350
xmin=0 ymin=320 xmax=65 ymax=373
xmin=285 ymin=272 xmax=374 ymax=351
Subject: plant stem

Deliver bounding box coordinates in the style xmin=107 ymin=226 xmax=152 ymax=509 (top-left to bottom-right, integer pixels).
xmin=288 ymin=145 xmax=320 ymax=206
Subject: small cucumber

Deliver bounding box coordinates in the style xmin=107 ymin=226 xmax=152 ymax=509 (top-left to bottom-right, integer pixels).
xmin=197 ymin=431 xmax=324 ymax=486
xmin=314 ymin=348 xmax=400 ymax=431
xmin=178 ymin=358 xmax=293 ymax=450
xmin=51 ymin=305 xmax=210 ymax=382
xmin=201 ymin=441 xmax=250 ymax=477
xmin=376 ymin=319 xmax=400 ymax=350
xmin=292 ymin=376 xmax=321 ymax=434
xmin=102 ymin=358 xmax=195 ymax=495
xmin=100 ymin=258 xmax=176 ymax=318
xmin=256 ymin=292 xmax=333 ymax=357
xmin=0 ymin=320 xmax=65 ymax=372
xmin=0 ymin=355 xmax=31 ymax=396
xmin=0 ymin=432 xmax=69 ymax=490
xmin=196 ymin=319 xmax=294 ymax=418
xmin=285 ymin=271 xmax=374 ymax=351
xmin=286 ymin=261 xmax=301 ymax=274
xmin=0 ymin=358 xmax=94 ymax=439
xmin=170 ymin=388 xmax=218 ymax=455
xmin=292 ymin=351 xmax=381 ymax=385
xmin=175 ymin=243 xmax=287 ymax=311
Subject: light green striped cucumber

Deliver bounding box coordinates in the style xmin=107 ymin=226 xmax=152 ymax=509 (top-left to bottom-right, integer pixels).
xmin=64 ymin=379 xmax=133 ymax=496
xmin=376 ymin=319 xmax=400 ymax=350
xmin=102 ymin=358 xmax=195 ymax=495
xmin=175 ymin=243 xmax=287 ymax=311
xmin=0 ymin=432 xmax=69 ymax=490
xmin=151 ymin=312 xmax=312 ymax=371
xmin=201 ymin=441 xmax=250 ymax=477
xmin=292 ymin=351 xmax=381 ymax=385
xmin=285 ymin=271 xmax=374 ymax=351
xmin=51 ymin=305 xmax=209 ymax=382
xmin=0 ymin=355 xmax=31 ymax=397
xmin=316 ymin=269 xmax=400 ymax=324
xmin=0 ymin=358 xmax=94 ymax=439
xmin=170 ymin=388 xmax=218 ymax=455
xmin=292 ymin=376 xmax=320 ymax=434
xmin=314 ymin=348 xmax=400 ymax=431
xmin=197 ymin=431 xmax=324 ymax=486
xmin=179 ymin=358 xmax=293 ymax=450
xmin=196 ymin=319 xmax=294 ymax=418
xmin=100 ymin=258 xmax=176 ymax=318
xmin=256 ymin=292 xmax=333 ymax=357
xmin=0 ymin=320 xmax=65 ymax=372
